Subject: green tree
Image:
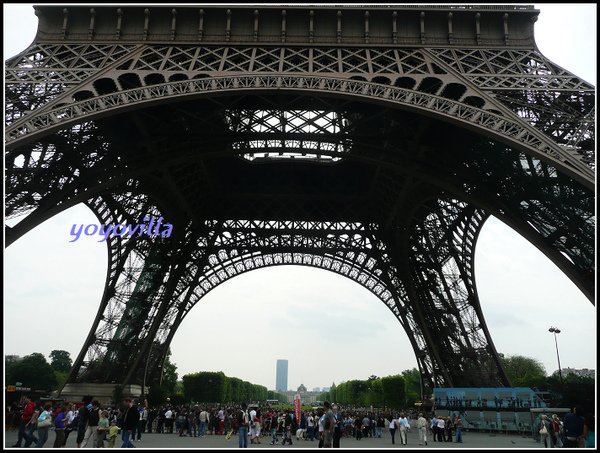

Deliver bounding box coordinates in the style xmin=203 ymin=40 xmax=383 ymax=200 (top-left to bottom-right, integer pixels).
xmin=267 ymin=390 xmax=287 ymax=403
xmin=6 ymin=353 xmax=56 ymax=391
xmin=546 ymin=373 xmax=594 ymax=413
xmin=5 ymin=354 xmax=20 ymax=368
xmin=148 ymin=384 xmax=169 ymax=407
xmin=5 ymin=355 xmax=21 ymax=383
xmin=112 ymin=385 xmax=124 ymax=405
xmin=401 ymin=368 xmax=421 ymax=406
xmin=161 ymin=349 xmax=178 ymax=394
xmin=381 ymin=375 xmax=405 ymax=409
xmin=54 ymin=370 xmax=68 ymax=390
xmin=228 ymin=377 xmax=243 ymax=402
xmin=183 ymin=371 xmax=227 ymax=403
xmin=318 ymin=390 xmax=330 ymax=402
xmin=171 ymin=381 xmax=186 ymax=405
xmin=367 ymin=378 xmax=384 ymax=408
xmin=329 ymin=383 xmax=337 ymax=403
xmin=50 ymin=350 xmax=72 ymax=373
xmin=500 ymin=355 xmax=546 ymax=387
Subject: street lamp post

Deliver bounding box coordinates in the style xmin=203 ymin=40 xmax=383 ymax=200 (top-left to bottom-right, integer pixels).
xmin=548 ymin=327 xmax=563 ymax=385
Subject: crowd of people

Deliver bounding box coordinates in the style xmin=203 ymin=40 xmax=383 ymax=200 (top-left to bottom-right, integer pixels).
xmin=536 ymin=407 xmax=595 ymax=448
xmin=6 ymin=395 xmax=595 ymax=448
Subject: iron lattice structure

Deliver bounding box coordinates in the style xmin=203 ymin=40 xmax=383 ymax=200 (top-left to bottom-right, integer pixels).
xmin=5 ymin=5 xmax=595 ymax=392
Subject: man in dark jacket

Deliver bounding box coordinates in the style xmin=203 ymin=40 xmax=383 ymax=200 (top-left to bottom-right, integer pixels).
xmin=76 ymin=396 xmax=93 ymax=447
xmin=121 ymin=399 xmax=140 ymax=448
xmin=563 ymin=406 xmax=585 ymax=448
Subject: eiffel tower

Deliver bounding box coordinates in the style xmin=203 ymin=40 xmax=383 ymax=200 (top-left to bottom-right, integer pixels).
xmin=5 ymin=5 xmax=594 ymax=401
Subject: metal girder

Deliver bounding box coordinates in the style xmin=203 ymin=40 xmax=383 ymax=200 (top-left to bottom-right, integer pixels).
xmin=5 ymin=5 xmax=595 ymax=393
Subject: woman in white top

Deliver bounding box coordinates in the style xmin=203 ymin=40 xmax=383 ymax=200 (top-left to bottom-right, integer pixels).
xmin=317 ymin=410 xmax=324 ymax=448
xmin=436 ymin=416 xmax=446 ymax=442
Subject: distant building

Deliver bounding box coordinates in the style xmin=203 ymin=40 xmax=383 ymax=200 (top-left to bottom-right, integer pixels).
xmin=283 ymin=383 xmax=320 ymax=404
xmin=276 ymin=359 xmax=288 ymax=392
xmin=313 ymin=387 xmax=321 ymax=393
xmin=559 ymin=368 xmax=595 ymax=378
xmin=322 ymin=387 xmax=330 ymax=392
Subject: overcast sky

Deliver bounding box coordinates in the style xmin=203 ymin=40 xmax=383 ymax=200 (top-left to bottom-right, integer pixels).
xmin=3 ymin=4 xmax=596 ymax=393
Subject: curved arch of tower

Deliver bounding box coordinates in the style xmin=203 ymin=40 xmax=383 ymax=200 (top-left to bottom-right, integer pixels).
xmin=5 ymin=5 xmax=594 ymax=399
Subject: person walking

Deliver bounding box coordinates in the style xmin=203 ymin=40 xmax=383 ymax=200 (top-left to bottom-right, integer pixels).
xmin=436 ymin=415 xmax=446 ymax=442
xmin=199 ymin=407 xmax=209 ymax=437
xmin=254 ymin=410 xmax=262 ymax=444
xmin=164 ymin=407 xmax=173 ymax=434
xmin=389 ymin=415 xmax=397 ymax=444
xmin=36 ymin=403 xmax=53 ymax=448
xmin=63 ymin=404 xmax=77 ymax=446
xmin=316 ymin=410 xmax=324 ymax=448
xmin=12 ymin=396 xmax=35 ymax=447
xmin=321 ymin=402 xmax=335 ymax=448
xmin=307 ymin=412 xmax=315 ymax=441
xmin=80 ymin=400 xmax=100 ymax=448
xmin=398 ymin=413 xmax=410 ymax=445
xmin=96 ymin=410 xmax=110 ymax=447
xmin=135 ymin=405 xmax=147 ymax=441
xmin=454 ymin=415 xmax=463 ymax=443
xmin=237 ymin=403 xmax=250 ymax=448
xmin=107 ymin=421 xmax=120 ymax=448
xmin=583 ymin=414 xmax=595 ymax=448
xmin=551 ymin=414 xmax=562 ymax=447
xmin=417 ymin=413 xmax=428 ymax=446
xmin=539 ymin=414 xmax=553 ymax=448
xmin=53 ymin=404 xmax=67 ymax=448
xmin=76 ymin=398 xmax=93 ymax=447
xmin=563 ymin=406 xmax=585 ymax=448
xmin=332 ymin=405 xmax=342 ymax=448
xmin=121 ymin=399 xmax=140 ymax=448
xmin=445 ymin=415 xmax=453 ymax=442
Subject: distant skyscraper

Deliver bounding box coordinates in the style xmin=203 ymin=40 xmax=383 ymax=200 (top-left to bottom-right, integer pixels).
xmin=276 ymin=359 xmax=288 ymax=392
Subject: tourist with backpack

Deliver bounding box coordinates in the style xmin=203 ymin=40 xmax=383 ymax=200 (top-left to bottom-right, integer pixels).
xmin=237 ymin=402 xmax=249 ymax=448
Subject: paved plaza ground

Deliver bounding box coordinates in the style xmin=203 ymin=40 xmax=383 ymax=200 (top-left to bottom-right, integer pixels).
xmin=5 ymin=428 xmax=544 ymax=449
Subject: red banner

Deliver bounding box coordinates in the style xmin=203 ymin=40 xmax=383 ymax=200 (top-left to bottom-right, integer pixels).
xmin=294 ymin=393 xmax=301 ymax=425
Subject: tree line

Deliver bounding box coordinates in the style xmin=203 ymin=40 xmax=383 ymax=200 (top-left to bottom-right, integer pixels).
xmin=317 ymin=355 xmax=594 ymax=413
xmin=5 ymin=352 xmax=593 ymax=413
xmin=317 ymin=368 xmax=423 ymax=409
xmin=5 ymin=350 xmax=72 ymax=392
xmin=181 ymin=371 xmax=269 ymax=404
